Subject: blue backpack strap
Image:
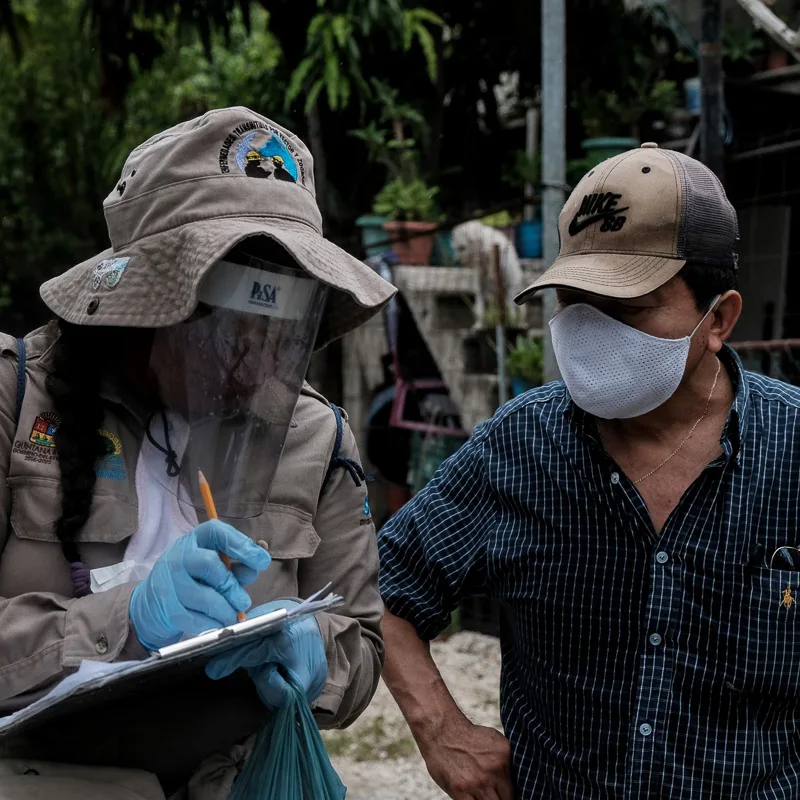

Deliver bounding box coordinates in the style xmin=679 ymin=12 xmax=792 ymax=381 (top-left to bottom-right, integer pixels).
xmin=15 ymin=337 xmax=27 ymax=425
xmin=322 ymin=402 xmax=368 ymax=492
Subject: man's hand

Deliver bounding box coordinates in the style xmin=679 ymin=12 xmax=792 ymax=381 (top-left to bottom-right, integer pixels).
xmin=417 ymin=715 xmax=514 ymax=800
xmin=380 ymin=611 xmax=516 ymax=800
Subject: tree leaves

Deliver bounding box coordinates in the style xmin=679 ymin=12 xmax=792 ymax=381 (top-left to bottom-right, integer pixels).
xmin=284 ymin=1 xmax=441 ymax=115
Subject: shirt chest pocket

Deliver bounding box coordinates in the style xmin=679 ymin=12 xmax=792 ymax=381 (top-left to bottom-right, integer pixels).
xmin=728 ymin=567 xmax=800 ymax=702
xmin=3 ymin=477 xmax=138 ymax=596
xmin=8 ymin=476 xmax=138 ymax=544
xmin=230 ymin=503 xmax=320 ymax=603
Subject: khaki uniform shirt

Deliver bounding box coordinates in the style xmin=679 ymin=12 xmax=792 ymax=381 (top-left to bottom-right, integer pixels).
xmin=0 ymin=323 xmax=383 ymax=791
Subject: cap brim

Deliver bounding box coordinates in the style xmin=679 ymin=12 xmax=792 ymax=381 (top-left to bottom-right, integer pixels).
xmin=40 ymin=217 xmax=396 ymax=348
xmin=514 ymin=252 xmax=686 ymax=305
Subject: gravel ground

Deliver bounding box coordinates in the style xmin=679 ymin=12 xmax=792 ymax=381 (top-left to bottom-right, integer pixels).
xmin=322 ymin=631 xmax=503 ymax=800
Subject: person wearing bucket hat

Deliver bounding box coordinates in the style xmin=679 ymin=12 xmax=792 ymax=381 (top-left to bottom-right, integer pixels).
xmin=0 ymin=107 xmax=395 ymax=798
xmin=378 ymin=146 xmax=800 ymax=799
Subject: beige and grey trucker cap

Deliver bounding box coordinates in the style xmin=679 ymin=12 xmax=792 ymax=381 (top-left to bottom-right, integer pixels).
xmin=40 ymin=107 xmax=396 ymax=348
xmin=515 ymin=143 xmax=738 ymax=304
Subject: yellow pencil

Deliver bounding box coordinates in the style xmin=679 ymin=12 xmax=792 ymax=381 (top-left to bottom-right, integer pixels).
xmin=198 ymin=470 xmax=247 ymax=623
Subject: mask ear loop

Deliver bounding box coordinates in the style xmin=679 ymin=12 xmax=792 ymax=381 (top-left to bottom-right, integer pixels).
xmin=689 ymin=293 xmax=722 ymax=339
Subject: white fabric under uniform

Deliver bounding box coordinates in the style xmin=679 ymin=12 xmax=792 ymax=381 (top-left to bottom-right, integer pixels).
xmin=90 ymin=412 xmax=198 ymax=593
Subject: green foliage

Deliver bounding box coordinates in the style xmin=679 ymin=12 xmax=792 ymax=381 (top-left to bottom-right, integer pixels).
xmin=0 ymin=0 xmax=114 ymax=333
xmin=114 ymin=7 xmax=283 ymax=177
xmin=285 ymin=1 xmax=442 ymax=113
xmin=0 ymin=0 xmax=698 ymax=336
xmin=0 ymin=2 xmax=287 ymax=334
xmin=723 ymin=26 xmax=765 ymax=64
xmin=506 ymin=336 xmax=544 ymax=383
xmin=322 ymin=714 xmax=418 ymax=761
xmin=573 ymin=33 xmax=680 ymax=139
xmin=373 ymin=178 xmax=439 ymax=221
xmin=285 ymin=10 xmax=365 ymax=112
xmin=480 ymin=210 xmax=517 ymax=228
xmin=401 ymin=7 xmax=444 ymax=81
xmin=577 ymin=77 xmax=679 ymax=139
xmin=502 ymin=150 xmax=541 ymax=189
xmin=351 ymin=77 xmax=440 ymax=221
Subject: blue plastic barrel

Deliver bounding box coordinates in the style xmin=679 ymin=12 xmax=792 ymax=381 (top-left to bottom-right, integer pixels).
xmin=515 ymin=219 xmax=542 ymax=259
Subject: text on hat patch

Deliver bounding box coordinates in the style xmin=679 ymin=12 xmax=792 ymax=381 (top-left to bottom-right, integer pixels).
xmin=218 ymin=121 xmax=306 ymax=185
xmin=568 ymin=193 xmax=629 ymax=236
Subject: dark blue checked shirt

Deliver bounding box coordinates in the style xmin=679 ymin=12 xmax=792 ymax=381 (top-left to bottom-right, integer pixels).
xmin=378 ymin=346 xmax=800 ymax=799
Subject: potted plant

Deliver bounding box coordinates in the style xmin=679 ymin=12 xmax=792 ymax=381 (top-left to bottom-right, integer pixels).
xmin=575 ymin=47 xmax=680 ymax=152
xmin=723 ymin=26 xmax=765 ymax=77
xmin=374 ymin=176 xmax=441 ymax=265
xmin=767 ymin=43 xmax=789 ymax=71
xmin=506 ymin=335 xmax=544 ymax=396
xmin=351 ymin=81 xmax=442 ymax=265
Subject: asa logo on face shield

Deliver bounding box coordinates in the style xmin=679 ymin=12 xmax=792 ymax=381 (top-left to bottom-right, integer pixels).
xmin=250 ymin=280 xmax=279 ymax=310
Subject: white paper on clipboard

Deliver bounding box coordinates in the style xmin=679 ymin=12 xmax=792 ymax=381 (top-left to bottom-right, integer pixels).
xmin=154 ymin=607 xmax=289 ymax=658
xmin=0 ymin=587 xmax=343 ymax=738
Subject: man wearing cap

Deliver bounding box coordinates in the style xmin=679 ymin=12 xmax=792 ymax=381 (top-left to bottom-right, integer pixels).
xmin=379 ymin=146 xmax=800 ymax=798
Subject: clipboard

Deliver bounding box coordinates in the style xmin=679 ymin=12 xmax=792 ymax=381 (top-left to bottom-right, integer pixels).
xmin=0 ymin=588 xmax=343 ymax=739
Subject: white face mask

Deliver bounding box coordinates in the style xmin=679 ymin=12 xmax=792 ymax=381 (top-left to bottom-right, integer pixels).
xmin=549 ymin=296 xmax=720 ymax=420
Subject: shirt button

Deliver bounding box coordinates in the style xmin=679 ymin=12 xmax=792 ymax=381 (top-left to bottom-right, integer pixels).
xmin=655 ymin=551 xmax=669 ymax=564
xmin=610 ymin=471 xmax=620 ymax=485
xmin=95 ymin=635 xmax=109 ymax=655
xmin=649 ymin=633 xmax=662 ymax=646
xmin=639 ymin=723 xmax=653 ymax=736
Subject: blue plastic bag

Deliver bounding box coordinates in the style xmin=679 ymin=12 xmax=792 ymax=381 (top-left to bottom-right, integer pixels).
xmin=229 ymin=674 xmax=346 ymax=800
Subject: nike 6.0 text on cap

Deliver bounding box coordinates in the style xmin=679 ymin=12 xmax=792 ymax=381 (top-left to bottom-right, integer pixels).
xmin=515 ymin=143 xmax=739 ymax=303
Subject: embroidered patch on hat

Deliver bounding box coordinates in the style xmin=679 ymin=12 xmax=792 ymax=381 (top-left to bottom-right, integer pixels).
xmin=91 ymin=257 xmax=130 ymax=290
xmin=29 ymin=412 xmax=61 ymax=448
xmin=218 ymin=121 xmax=306 ymax=185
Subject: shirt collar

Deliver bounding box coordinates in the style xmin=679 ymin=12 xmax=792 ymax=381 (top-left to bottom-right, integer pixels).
xmin=718 ymin=343 xmax=749 ymax=462
xmin=564 ymin=343 xmax=750 ymax=460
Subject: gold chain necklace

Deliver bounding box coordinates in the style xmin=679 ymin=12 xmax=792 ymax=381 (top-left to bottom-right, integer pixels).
xmin=633 ymin=358 xmax=722 ymax=486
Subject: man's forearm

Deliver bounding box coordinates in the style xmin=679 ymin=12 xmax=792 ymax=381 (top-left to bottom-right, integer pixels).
xmin=381 ymin=610 xmax=468 ymax=743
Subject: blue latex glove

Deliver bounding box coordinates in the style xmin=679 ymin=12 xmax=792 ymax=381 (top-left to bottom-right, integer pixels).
xmin=130 ymin=520 xmax=271 ymax=651
xmin=205 ymin=599 xmax=328 ymax=708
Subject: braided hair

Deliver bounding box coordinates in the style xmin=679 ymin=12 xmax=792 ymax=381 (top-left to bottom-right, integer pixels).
xmin=45 ymin=320 xmax=118 ymax=596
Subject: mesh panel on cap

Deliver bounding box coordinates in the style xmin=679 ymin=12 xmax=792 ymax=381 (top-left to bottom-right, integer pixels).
xmin=662 ymin=150 xmax=738 ymax=269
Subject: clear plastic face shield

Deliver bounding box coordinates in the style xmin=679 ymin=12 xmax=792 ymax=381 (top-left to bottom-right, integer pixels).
xmin=146 ymin=253 xmax=328 ymax=518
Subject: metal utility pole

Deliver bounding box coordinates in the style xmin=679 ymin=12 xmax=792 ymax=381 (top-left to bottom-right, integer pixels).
xmin=700 ymin=0 xmax=725 ymax=181
xmin=524 ymin=108 xmax=540 ymax=222
xmin=541 ymin=0 xmax=566 ymax=382
xmin=493 ymin=244 xmax=508 ymax=407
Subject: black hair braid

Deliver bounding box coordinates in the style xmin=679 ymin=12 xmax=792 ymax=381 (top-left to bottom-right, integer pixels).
xmin=45 ymin=321 xmax=112 ymax=592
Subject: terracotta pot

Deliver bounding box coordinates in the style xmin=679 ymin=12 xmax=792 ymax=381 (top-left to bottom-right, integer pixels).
xmin=768 ymin=51 xmax=789 ymax=71
xmin=383 ymin=220 xmax=437 ymax=265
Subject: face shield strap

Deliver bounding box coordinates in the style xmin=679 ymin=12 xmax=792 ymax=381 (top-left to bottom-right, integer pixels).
xmin=145 ymin=409 xmax=182 ymax=478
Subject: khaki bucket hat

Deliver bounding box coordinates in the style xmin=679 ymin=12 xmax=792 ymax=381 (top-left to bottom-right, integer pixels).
xmin=515 ymin=144 xmax=738 ymax=304
xmin=40 ymin=106 xmax=396 ymax=348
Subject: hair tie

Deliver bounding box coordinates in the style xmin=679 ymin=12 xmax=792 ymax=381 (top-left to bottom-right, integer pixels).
xmin=70 ymin=561 xmax=91 ymax=597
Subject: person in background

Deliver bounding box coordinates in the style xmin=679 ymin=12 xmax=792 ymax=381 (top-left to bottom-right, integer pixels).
xmin=378 ymin=145 xmax=800 ymax=799
xmin=0 ymin=107 xmax=395 ymax=799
